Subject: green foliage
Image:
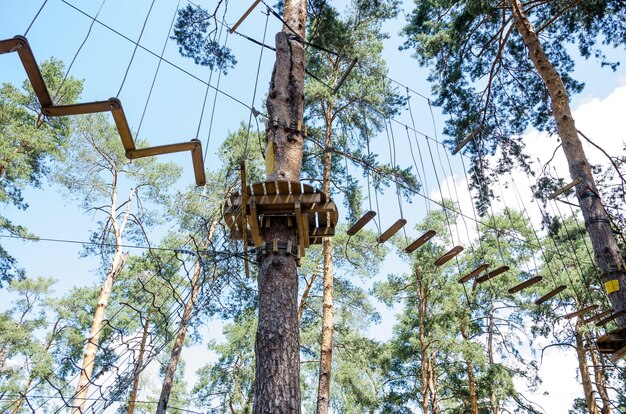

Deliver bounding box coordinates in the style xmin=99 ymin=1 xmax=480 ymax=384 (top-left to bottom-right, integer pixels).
xmin=401 ymin=0 xmax=625 ymax=214
xmin=0 ymin=59 xmax=83 ymax=286
xmin=172 ymin=4 xmax=236 ymax=74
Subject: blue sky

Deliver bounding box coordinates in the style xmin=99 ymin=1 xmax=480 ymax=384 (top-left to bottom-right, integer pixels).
xmin=1 ymin=0 xmax=626 ymax=412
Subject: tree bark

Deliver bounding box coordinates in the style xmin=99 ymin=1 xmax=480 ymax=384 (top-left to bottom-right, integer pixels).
xmin=509 ymin=0 xmax=626 ymax=327
xmin=575 ymin=322 xmax=599 ymax=414
xmin=71 ymin=183 xmax=133 ymax=413
xmin=586 ymin=334 xmax=611 ymax=414
xmin=128 ymin=313 xmax=151 ymax=414
xmin=316 ymin=109 xmax=335 ymax=414
xmin=487 ymin=304 xmax=499 ymax=414
xmin=253 ymin=0 xmax=306 ymax=411
xmin=71 ymin=249 xmax=128 ymax=413
xmin=156 ymin=261 xmax=202 ymax=414
xmin=460 ymin=323 xmax=478 ymax=414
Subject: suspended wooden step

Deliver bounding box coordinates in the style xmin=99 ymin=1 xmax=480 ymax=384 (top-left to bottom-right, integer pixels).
xmin=333 ymin=58 xmax=358 ymax=94
xmin=508 ymin=276 xmax=543 ymax=294
xmin=404 ymin=230 xmax=436 ymax=253
xmin=596 ymin=326 xmax=626 ymax=355
xmin=377 ymin=219 xmax=407 ymax=243
xmin=596 ymin=310 xmax=626 ymax=327
xmin=563 ymin=304 xmax=599 ymax=320
xmin=229 ymin=0 xmax=261 ymax=33
xmin=583 ymin=309 xmax=613 ymax=325
xmin=347 ymin=210 xmax=376 ymax=236
xmin=610 ymin=345 xmax=626 ymax=363
xmin=434 ymin=246 xmax=464 ymax=266
xmin=548 ymin=177 xmax=582 ymax=200
xmin=452 ymin=126 xmax=481 ymax=155
xmin=476 ymin=265 xmax=509 ymax=283
xmin=458 ymin=263 xmax=490 ymax=284
xmin=534 ymin=285 xmax=566 ymax=305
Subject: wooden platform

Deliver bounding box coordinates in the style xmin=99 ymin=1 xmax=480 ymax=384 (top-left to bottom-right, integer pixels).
xmin=223 ymin=181 xmax=338 ymax=257
xmin=596 ymin=326 xmax=626 ymax=354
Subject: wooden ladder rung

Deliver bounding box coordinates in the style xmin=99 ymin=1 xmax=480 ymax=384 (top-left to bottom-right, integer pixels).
xmin=583 ymin=309 xmax=613 ymax=324
xmin=347 ymin=211 xmax=376 ymax=236
xmin=377 ymin=219 xmax=407 ymax=243
xmin=458 ymin=264 xmax=489 ymax=284
xmin=508 ymin=276 xmax=543 ymax=294
xmin=404 ymin=230 xmax=436 ymax=253
xmin=476 ymin=265 xmax=509 ymax=283
xmin=548 ymin=177 xmax=582 ymax=200
xmin=534 ymin=285 xmax=566 ymax=305
xmin=563 ymin=304 xmax=599 ymax=320
xmin=434 ymin=246 xmax=464 ymax=266
xmin=596 ymin=310 xmax=626 ymax=327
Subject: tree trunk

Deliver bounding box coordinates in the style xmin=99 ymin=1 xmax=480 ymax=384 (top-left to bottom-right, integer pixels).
xmin=460 ymin=323 xmax=478 ymax=414
xmin=156 ymin=261 xmax=202 ymax=414
xmin=509 ymin=0 xmax=626 ymax=327
xmin=575 ymin=323 xmax=599 ymax=414
xmin=253 ymin=1 xmax=307 ymax=411
xmin=71 ymin=249 xmax=127 ymax=413
xmin=128 ymin=313 xmax=151 ymax=414
xmin=487 ymin=304 xmax=499 ymax=414
xmin=316 ymin=110 xmax=335 ymax=414
xmin=586 ymin=333 xmax=611 ymax=414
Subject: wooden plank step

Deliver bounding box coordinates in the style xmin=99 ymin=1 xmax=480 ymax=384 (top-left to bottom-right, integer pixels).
xmin=596 ymin=326 xmax=626 ymax=354
xmin=596 ymin=310 xmax=626 ymax=327
xmin=563 ymin=304 xmax=598 ymax=320
xmin=434 ymin=246 xmax=464 ymax=266
xmin=535 ymin=285 xmax=566 ymax=305
xmin=377 ymin=219 xmax=407 ymax=243
xmin=476 ymin=265 xmax=509 ymax=283
xmin=347 ymin=211 xmax=376 ymax=236
xmin=508 ymin=276 xmax=543 ymax=294
xmin=404 ymin=230 xmax=436 ymax=253
xmin=583 ymin=309 xmax=613 ymax=325
xmin=459 ymin=264 xmax=490 ymax=284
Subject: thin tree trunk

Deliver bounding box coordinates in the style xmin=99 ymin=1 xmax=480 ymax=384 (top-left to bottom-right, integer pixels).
xmin=509 ymin=0 xmax=626 ymax=327
xmin=487 ymin=304 xmax=499 ymax=414
xmin=128 ymin=313 xmax=151 ymax=414
xmin=298 ymin=272 xmax=317 ymax=323
xmin=428 ymin=353 xmax=440 ymax=414
xmin=575 ymin=323 xmax=599 ymax=414
xmin=586 ymin=333 xmax=611 ymax=414
xmin=460 ymin=323 xmax=478 ymax=414
xmin=253 ymin=0 xmax=307 ymax=412
xmin=155 ymin=260 xmax=202 ymax=414
xmin=72 ymin=184 xmax=133 ymax=413
xmin=316 ymin=111 xmax=335 ymax=414
xmin=71 ymin=249 xmax=127 ymax=413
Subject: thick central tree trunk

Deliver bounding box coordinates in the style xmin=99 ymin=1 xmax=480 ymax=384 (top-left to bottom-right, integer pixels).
xmin=253 ymin=1 xmax=307 ymax=412
xmin=509 ymin=0 xmax=626 ymax=327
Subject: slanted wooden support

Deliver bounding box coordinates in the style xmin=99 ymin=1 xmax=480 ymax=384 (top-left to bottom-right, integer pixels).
xmin=347 ymin=211 xmax=376 ymax=236
xmin=476 ymin=265 xmax=509 ymax=283
xmin=377 ymin=219 xmax=407 ymax=243
xmin=596 ymin=310 xmax=626 ymax=327
xmin=534 ymin=284 xmax=566 ymax=305
xmin=333 ymin=58 xmax=358 ymax=95
xmin=434 ymin=246 xmax=464 ymax=266
xmin=0 ymin=35 xmax=207 ymax=186
xmin=548 ymin=177 xmax=582 ymax=200
xmin=584 ymin=309 xmax=613 ymax=325
xmin=229 ymin=0 xmax=262 ymax=33
xmin=404 ymin=230 xmax=436 ymax=253
xmin=294 ymin=200 xmax=306 ymax=257
xmin=247 ymin=200 xmax=262 ymax=247
xmin=452 ymin=126 xmax=481 ymax=155
xmin=508 ymin=276 xmax=543 ymax=294
xmin=0 ymin=36 xmax=52 ymax=107
xmin=610 ymin=345 xmax=626 ymax=363
xmin=563 ymin=304 xmax=599 ymax=320
xmin=458 ymin=263 xmax=490 ymax=284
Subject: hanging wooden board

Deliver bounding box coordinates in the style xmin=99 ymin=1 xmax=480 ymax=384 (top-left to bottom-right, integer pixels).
xmin=563 ymin=304 xmax=598 ymax=320
xmin=434 ymin=246 xmax=464 ymax=266
xmin=596 ymin=310 xmax=626 ymax=327
xmin=458 ymin=263 xmax=490 ymax=284
xmin=534 ymin=285 xmax=566 ymax=305
xmin=377 ymin=219 xmax=407 ymax=243
xmin=476 ymin=265 xmax=509 ymax=283
xmin=508 ymin=276 xmax=543 ymax=294
xmin=404 ymin=230 xmax=436 ymax=253
xmin=347 ymin=211 xmax=376 ymax=236
xmin=596 ymin=326 xmax=626 ymax=354
xmin=583 ymin=309 xmax=613 ymax=325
